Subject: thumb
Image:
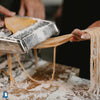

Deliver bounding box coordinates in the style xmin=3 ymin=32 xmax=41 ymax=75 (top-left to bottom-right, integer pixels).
xmin=81 ymin=33 xmax=90 ymax=40
xmin=0 ymin=5 xmax=15 ymax=16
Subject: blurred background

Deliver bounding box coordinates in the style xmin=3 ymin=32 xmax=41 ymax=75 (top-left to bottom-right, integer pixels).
xmin=38 ymin=0 xmax=62 ymax=62
xmin=42 ymin=0 xmax=62 ymax=20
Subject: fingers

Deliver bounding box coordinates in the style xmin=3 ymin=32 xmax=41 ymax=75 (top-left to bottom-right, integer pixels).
xmin=33 ymin=6 xmax=45 ymax=19
xmin=81 ymin=33 xmax=90 ymax=40
xmin=19 ymin=0 xmax=45 ymax=19
xmin=71 ymin=29 xmax=83 ymax=36
xmin=70 ymin=29 xmax=83 ymax=41
xmin=26 ymin=2 xmax=45 ymax=19
xmin=70 ymin=28 xmax=90 ymax=42
xmin=18 ymin=2 xmax=25 ymax=16
xmin=26 ymin=7 xmax=34 ymax=17
xmin=0 ymin=5 xmax=15 ymax=28
xmin=32 ymin=0 xmax=45 ymax=19
xmin=36 ymin=2 xmax=45 ymax=19
xmin=70 ymin=37 xmax=80 ymax=42
xmin=70 ymin=35 xmax=83 ymax=42
xmin=0 ymin=5 xmax=15 ymax=16
xmin=40 ymin=6 xmax=45 ymax=19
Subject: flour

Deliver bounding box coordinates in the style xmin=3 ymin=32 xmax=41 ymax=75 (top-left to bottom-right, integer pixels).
xmin=0 ymin=56 xmax=93 ymax=100
xmin=0 ymin=83 xmax=4 ymax=87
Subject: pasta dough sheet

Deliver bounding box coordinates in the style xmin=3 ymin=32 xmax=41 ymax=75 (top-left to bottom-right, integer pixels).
xmin=34 ymin=34 xmax=73 ymax=49
xmin=5 ymin=16 xmax=36 ymax=33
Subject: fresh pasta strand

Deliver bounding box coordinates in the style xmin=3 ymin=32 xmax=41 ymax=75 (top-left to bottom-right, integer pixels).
xmin=7 ymin=54 xmax=15 ymax=87
xmin=51 ymin=47 xmax=56 ymax=81
xmin=15 ymin=54 xmax=56 ymax=83
xmin=83 ymin=27 xmax=100 ymax=99
xmin=14 ymin=54 xmax=41 ymax=83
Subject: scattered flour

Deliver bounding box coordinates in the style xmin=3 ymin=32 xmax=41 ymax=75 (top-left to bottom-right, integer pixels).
xmin=0 ymin=56 xmax=93 ymax=100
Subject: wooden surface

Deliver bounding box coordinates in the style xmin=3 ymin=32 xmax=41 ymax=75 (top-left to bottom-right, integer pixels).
xmin=0 ymin=58 xmax=82 ymax=100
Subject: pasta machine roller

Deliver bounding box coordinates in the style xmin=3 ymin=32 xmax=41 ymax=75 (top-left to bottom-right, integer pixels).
xmin=0 ymin=17 xmax=59 ymax=54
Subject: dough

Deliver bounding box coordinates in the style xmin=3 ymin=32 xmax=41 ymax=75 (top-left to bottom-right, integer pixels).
xmin=5 ymin=16 xmax=36 ymax=33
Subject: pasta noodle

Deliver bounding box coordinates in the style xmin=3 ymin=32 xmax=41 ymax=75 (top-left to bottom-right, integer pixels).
xmin=33 ymin=47 xmax=56 ymax=81
xmin=83 ymin=27 xmax=100 ymax=99
xmin=33 ymin=34 xmax=73 ymax=81
xmin=51 ymin=47 xmax=56 ymax=81
xmin=14 ymin=54 xmax=40 ymax=83
xmin=7 ymin=54 xmax=15 ymax=87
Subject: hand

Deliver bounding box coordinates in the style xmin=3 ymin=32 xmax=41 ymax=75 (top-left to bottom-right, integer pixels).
xmin=70 ymin=21 xmax=100 ymax=42
xmin=70 ymin=29 xmax=90 ymax=42
xmin=18 ymin=0 xmax=45 ymax=19
xmin=0 ymin=5 xmax=15 ymax=17
xmin=0 ymin=5 xmax=15 ymax=27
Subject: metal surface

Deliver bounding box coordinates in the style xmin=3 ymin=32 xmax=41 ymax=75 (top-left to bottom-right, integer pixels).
xmin=0 ymin=37 xmax=24 ymax=53
xmin=0 ymin=17 xmax=59 ymax=53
